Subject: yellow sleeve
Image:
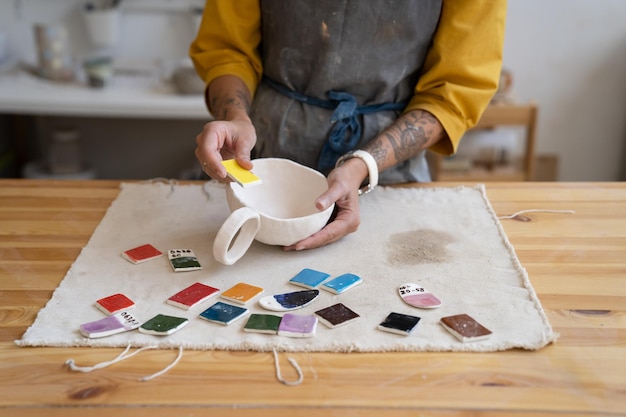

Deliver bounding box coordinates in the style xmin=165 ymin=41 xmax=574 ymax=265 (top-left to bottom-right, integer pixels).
xmin=407 ymin=0 xmax=507 ymax=155
xmin=189 ymin=0 xmax=262 ymax=98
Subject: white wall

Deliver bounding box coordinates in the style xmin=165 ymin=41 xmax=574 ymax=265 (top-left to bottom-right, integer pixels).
xmin=0 ymin=0 xmax=202 ymax=68
xmin=502 ymin=0 xmax=626 ymax=180
xmin=0 ymin=0 xmax=206 ymax=180
xmin=2 ymin=0 xmax=626 ymax=180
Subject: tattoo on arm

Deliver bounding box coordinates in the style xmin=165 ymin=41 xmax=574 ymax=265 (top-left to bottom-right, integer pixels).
xmin=210 ymin=88 xmax=251 ymax=120
xmin=368 ymin=110 xmax=444 ymax=168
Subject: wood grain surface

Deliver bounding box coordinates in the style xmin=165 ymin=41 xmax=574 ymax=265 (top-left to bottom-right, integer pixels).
xmin=1 ymin=180 xmax=624 ymax=417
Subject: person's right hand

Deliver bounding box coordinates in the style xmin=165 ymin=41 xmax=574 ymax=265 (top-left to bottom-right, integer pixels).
xmin=195 ymin=75 xmax=257 ymax=180
xmin=194 ymin=117 xmax=257 ymax=181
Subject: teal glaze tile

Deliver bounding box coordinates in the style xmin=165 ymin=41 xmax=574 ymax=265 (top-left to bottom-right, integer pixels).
xmin=289 ymin=268 xmax=331 ymax=289
xmin=199 ymin=301 xmax=248 ymax=325
xmin=321 ymin=273 xmax=363 ymax=294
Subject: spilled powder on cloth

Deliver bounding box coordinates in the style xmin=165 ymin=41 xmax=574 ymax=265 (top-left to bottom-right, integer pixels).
xmin=386 ymin=228 xmax=455 ymax=265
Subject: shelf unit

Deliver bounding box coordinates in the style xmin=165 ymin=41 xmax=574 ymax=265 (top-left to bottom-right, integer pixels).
xmin=429 ymin=103 xmax=538 ymax=181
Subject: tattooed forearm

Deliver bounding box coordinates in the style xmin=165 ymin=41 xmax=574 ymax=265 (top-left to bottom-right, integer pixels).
xmin=207 ymin=75 xmax=252 ymax=121
xmin=211 ymin=89 xmax=251 ymax=120
xmin=366 ymin=139 xmax=388 ymax=168
xmin=366 ymin=109 xmax=445 ymax=169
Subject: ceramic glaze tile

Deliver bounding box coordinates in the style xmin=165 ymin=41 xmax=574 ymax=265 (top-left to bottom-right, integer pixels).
xmin=122 ymin=243 xmax=163 ymax=264
xmin=289 ymin=268 xmax=331 ymax=289
xmin=79 ymin=311 xmax=141 ymax=338
xmin=258 ymin=289 xmax=320 ymax=312
xmin=221 ymin=159 xmax=262 ymax=187
xmin=220 ymin=282 xmax=264 ymax=305
xmin=398 ymin=282 xmax=442 ymax=309
xmin=243 ymin=313 xmax=282 ymax=334
xmin=315 ymin=303 xmax=360 ymax=328
xmin=277 ymin=313 xmax=318 ymax=338
xmin=95 ymin=293 xmax=135 ymax=315
xmin=321 ymin=273 xmax=363 ymax=294
xmin=167 ymin=282 xmax=219 ymax=310
xmin=168 ymin=249 xmax=202 ymax=272
xmin=440 ymin=313 xmax=492 ymax=342
xmin=199 ymin=301 xmax=249 ymax=325
xmin=377 ymin=312 xmax=421 ymax=336
xmin=139 ymin=314 xmax=189 ymax=336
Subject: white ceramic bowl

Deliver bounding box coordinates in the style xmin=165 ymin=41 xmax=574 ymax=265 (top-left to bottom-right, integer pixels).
xmin=213 ymin=158 xmax=334 ymax=264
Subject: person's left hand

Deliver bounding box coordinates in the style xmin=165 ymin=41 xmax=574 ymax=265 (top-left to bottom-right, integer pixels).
xmin=283 ymin=159 xmax=367 ymax=251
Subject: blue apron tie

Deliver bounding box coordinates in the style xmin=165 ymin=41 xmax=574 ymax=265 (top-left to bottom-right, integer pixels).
xmin=262 ymin=76 xmax=407 ymax=172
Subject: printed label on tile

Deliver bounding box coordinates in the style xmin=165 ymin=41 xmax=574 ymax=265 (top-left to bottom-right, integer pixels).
xmin=79 ymin=311 xmax=141 ymax=338
xmin=168 ymin=249 xmax=202 ymax=272
xmin=398 ymin=282 xmax=442 ymax=309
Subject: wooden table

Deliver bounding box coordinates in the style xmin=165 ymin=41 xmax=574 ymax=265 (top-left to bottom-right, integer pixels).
xmin=1 ymin=180 xmax=624 ymax=417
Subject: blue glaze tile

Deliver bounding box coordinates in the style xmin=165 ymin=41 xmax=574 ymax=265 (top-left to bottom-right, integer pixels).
xmin=289 ymin=268 xmax=331 ymax=289
xmin=199 ymin=301 xmax=248 ymax=325
xmin=321 ymin=273 xmax=363 ymax=294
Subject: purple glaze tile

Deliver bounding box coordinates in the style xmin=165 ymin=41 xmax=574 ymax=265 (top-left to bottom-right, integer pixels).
xmin=277 ymin=313 xmax=318 ymax=338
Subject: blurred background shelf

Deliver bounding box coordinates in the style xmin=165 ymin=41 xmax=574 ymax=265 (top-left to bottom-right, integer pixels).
xmin=429 ymin=103 xmax=539 ymax=181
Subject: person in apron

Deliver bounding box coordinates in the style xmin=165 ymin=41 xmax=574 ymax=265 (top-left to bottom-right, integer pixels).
xmin=191 ymin=0 xmax=506 ymax=250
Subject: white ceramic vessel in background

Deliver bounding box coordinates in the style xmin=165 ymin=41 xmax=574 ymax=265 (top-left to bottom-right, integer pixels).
xmin=213 ymin=158 xmax=334 ymax=265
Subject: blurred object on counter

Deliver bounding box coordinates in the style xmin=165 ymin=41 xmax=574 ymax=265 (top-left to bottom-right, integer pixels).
xmin=0 ymin=116 xmax=18 ymax=178
xmin=491 ymin=68 xmax=515 ymax=104
xmin=0 ymin=30 xmax=8 ymax=64
xmin=33 ymin=24 xmax=74 ymax=81
xmin=22 ymin=161 xmax=96 ymax=179
xmin=171 ymin=59 xmax=204 ymax=95
xmin=191 ymin=7 xmax=203 ymax=35
xmin=82 ymin=1 xmax=121 ymax=49
xmin=22 ymin=126 xmax=95 ymax=180
xmin=83 ymin=55 xmax=113 ymax=88
xmin=47 ymin=127 xmax=86 ymax=175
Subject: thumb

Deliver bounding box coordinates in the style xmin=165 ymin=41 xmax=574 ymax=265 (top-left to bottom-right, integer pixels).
xmin=315 ymin=185 xmax=343 ymax=211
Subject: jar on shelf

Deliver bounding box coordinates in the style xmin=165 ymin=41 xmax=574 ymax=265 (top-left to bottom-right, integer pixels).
xmin=47 ymin=128 xmax=85 ymax=175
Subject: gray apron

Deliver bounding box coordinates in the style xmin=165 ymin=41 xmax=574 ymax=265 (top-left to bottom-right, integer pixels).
xmin=250 ymin=0 xmax=442 ymax=184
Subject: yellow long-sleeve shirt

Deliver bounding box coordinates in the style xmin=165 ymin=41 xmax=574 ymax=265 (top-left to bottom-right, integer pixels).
xmin=190 ymin=0 xmax=506 ymax=156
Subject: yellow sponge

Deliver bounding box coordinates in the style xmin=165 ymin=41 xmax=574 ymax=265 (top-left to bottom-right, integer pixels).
xmin=221 ymin=159 xmax=262 ymax=187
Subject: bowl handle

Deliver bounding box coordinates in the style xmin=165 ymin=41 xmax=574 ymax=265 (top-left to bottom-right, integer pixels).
xmin=213 ymin=207 xmax=261 ymax=265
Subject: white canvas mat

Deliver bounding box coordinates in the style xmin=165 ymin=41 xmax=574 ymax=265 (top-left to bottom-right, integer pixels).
xmin=17 ymin=182 xmax=557 ymax=352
